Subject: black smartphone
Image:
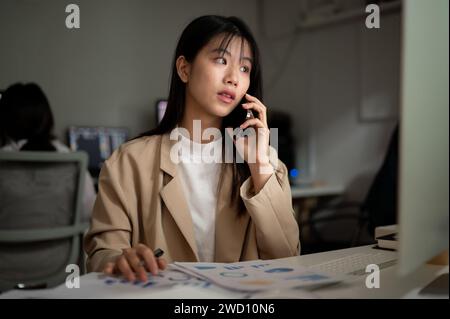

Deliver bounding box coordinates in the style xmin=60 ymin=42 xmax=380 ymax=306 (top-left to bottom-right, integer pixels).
xmin=233 ymin=96 xmax=256 ymax=137
xmin=236 ymin=109 xmax=255 ymax=138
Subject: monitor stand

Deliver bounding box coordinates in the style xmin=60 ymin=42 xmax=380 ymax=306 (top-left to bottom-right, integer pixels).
xmin=418 ymin=273 xmax=449 ymax=296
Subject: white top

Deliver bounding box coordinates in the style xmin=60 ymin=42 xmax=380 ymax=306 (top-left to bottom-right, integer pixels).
xmin=1 ymin=139 xmax=97 ymax=223
xmin=177 ymin=133 xmax=222 ymax=262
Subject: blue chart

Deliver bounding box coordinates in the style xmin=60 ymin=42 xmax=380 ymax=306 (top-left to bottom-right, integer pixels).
xmin=167 ymin=272 xmax=191 ymax=282
xmin=194 ymin=265 xmax=217 ymax=270
xmin=251 ymin=263 xmax=270 ymax=269
xmin=142 ymin=281 xmax=158 ymax=288
xmin=286 ymin=274 xmax=328 ymax=281
xmin=102 ymin=269 xmax=206 ymax=289
xmin=219 ymin=272 xmax=248 ymax=278
xmin=223 ymin=265 xmax=244 ymax=270
xmin=264 ymin=268 xmax=294 ymax=273
xmin=104 ymin=279 xmax=117 ymax=285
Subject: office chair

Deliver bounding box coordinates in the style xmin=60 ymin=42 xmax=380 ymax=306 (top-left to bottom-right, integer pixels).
xmin=362 ymin=126 xmax=399 ymax=237
xmin=299 ymin=199 xmax=368 ymax=254
xmin=0 ymin=151 xmax=89 ymax=292
xmin=301 ymin=126 xmax=400 ymax=253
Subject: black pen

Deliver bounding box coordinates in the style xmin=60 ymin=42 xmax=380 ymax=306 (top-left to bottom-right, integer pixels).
xmin=139 ymin=248 xmax=164 ymax=267
xmin=153 ymin=248 xmax=164 ymax=258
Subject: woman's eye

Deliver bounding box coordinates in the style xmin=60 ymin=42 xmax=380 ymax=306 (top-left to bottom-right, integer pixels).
xmin=215 ymin=57 xmax=226 ymax=64
xmin=240 ymin=66 xmax=250 ymax=73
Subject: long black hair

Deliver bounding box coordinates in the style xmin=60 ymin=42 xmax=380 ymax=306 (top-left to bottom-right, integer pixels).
xmin=0 ymin=83 xmax=56 ymax=151
xmin=138 ymin=15 xmax=263 ymax=213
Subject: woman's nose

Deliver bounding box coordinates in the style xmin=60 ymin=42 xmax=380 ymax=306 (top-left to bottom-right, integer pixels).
xmin=224 ymin=69 xmax=238 ymax=87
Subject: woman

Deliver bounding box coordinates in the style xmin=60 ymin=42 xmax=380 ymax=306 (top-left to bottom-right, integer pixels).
xmin=84 ymin=15 xmax=300 ymax=282
xmin=0 ymin=82 xmax=97 ymax=223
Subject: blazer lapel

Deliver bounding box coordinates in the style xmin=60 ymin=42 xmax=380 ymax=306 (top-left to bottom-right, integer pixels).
xmin=159 ymin=133 xmax=199 ymax=261
xmin=214 ymin=164 xmax=250 ymax=262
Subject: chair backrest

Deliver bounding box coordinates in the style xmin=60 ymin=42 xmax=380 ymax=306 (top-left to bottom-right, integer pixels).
xmin=0 ymin=151 xmax=89 ymax=292
xmin=362 ymin=126 xmax=399 ymax=236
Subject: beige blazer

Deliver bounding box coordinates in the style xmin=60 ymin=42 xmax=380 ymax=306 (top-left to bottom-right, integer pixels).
xmin=84 ymin=133 xmax=300 ymax=272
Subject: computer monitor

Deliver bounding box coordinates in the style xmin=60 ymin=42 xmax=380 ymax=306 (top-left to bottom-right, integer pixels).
xmin=156 ymin=99 xmax=168 ymax=125
xmin=397 ymin=0 xmax=448 ymax=276
xmin=67 ymin=126 xmax=129 ymax=178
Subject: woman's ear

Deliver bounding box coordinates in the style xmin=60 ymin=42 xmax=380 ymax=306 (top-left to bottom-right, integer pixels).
xmin=176 ymin=56 xmax=190 ymax=83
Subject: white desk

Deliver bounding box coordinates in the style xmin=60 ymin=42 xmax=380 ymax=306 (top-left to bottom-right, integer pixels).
xmin=291 ymin=185 xmax=345 ymax=199
xmin=275 ymin=245 xmax=448 ymax=299
xmin=2 ymin=245 xmax=447 ymax=299
xmin=290 ymin=184 xmax=346 ymax=241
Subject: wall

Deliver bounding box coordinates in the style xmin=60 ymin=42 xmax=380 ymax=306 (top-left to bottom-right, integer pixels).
xmin=257 ymin=0 xmax=400 ymax=201
xmin=0 ymin=0 xmax=401 ymax=203
xmin=0 ymin=0 xmax=257 ymax=138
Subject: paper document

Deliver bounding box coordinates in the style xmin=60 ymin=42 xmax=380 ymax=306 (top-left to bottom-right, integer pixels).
xmin=174 ymin=259 xmax=343 ymax=292
xmin=0 ymin=268 xmax=243 ymax=299
xmin=0 ymin=261 xmax=339 ymax=298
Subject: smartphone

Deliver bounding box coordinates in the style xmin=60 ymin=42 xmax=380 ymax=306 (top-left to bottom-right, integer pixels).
xmin=236 ymin=110 xmax=256 ymax=138
xmin=245 ymin=109 xmax=255 ymax=120
xmin=235 ymin=96 xmax=255 ymax=137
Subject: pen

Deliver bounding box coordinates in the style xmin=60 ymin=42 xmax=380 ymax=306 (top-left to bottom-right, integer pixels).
xmin=153 ymin=248 xmax=164 ymax=258
xmin=138 ymin=248 xmax=164 ymax=267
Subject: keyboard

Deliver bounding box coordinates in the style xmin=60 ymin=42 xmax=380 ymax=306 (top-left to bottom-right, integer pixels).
xmin=309 ymin=251 xmax=397 ymax=276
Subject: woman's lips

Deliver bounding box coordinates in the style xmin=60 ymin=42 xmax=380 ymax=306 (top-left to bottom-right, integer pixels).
xmin=217 ymin=93 xmax=234 ymax=104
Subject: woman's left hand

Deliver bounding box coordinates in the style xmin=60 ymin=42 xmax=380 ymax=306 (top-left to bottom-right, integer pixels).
xmin=235 ymin=93 xmax=274 ymax=193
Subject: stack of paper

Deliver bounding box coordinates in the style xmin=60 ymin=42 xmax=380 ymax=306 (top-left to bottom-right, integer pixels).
xmin=173 ymin=259 xmax=343 ymax=292
xmin=376 ymin=233 xmax=398 ymax=250
xmin=0 ymin=269 xmax=243 ymax=299
xmin=1 ymin=261 xmax=341 ymax=299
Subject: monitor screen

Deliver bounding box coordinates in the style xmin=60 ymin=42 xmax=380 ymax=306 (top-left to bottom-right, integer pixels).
xmin=156 ymin=99 xmax=168 ymax=125
xmin=67 ymin=126 xmax=129 ymax=177
xmin=397 ymin=0 xmax=449 ymax=276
